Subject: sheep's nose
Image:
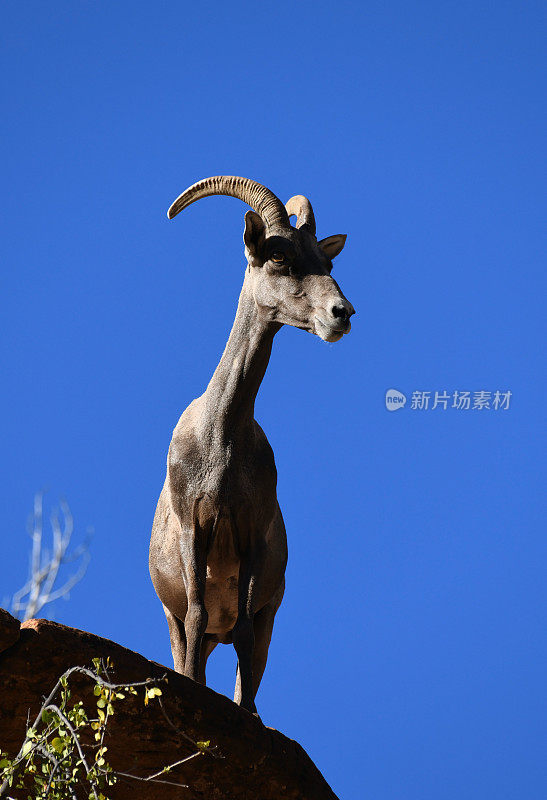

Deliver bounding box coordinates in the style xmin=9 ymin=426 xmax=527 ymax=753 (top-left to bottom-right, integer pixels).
xmin=330 ymin=302 xmax=354 ymax=324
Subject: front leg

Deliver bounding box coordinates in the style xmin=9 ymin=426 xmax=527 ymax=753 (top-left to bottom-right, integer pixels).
xmin=179 ymin=524 xmax=209 ymax=682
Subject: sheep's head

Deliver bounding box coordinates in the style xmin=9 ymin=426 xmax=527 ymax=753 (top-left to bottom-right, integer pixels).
xmin=167 ymin=177 xmax=354 ymax=343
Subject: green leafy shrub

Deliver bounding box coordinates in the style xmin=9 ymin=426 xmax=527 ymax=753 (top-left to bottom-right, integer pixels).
xmin=0 ymin=658 xmax=215 ymax=799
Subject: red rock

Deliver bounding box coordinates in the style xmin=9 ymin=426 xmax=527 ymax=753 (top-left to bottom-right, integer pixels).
xmin=0 ymin=616 xmax=338 ymax=800
xmin=0 ymin=608 xmax=20 ymax=655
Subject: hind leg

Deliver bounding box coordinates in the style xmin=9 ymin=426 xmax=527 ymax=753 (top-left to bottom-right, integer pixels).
xmin=163 ymin=605 xmax=186 ymax=673
xmin=198 ymin=634 xmax=218 ymax=686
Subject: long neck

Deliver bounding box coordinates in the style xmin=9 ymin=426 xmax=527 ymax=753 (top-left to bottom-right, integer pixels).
xmin=201 ymin=273 xmax=280 ymax=436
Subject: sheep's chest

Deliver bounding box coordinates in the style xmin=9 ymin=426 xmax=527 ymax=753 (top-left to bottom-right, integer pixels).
xmin=170 ymin=428 xmax=277 ymax=533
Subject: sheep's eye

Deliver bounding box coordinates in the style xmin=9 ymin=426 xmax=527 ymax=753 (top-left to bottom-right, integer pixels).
xmin=271 ymin=252 xmax=285 ymax=263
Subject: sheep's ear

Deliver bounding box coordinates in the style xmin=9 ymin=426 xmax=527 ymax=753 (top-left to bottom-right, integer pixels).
xmin=243 ymin=210 xmax=266 ymax=257
xmin=318 ymin=234 xmax=347 ymax=260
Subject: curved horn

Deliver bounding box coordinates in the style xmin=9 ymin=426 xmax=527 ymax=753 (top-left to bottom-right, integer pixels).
xmin=285 ymin=195 xmax=316 ymax=236
xmin=167 ymin=176 xmax=289 ymax=230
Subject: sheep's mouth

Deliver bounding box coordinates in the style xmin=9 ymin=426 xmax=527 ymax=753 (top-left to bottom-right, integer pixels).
xmin=314 ymin=317 xmax=350 ymax=343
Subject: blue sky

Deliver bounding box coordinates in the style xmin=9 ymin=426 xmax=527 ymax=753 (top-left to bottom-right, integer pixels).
xmin=1 ymin=2 xmax=545 ymax=798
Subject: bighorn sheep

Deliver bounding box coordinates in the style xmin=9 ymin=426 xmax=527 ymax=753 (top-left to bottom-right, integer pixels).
xmin=149 ymin=176 xmax=354 ymax=713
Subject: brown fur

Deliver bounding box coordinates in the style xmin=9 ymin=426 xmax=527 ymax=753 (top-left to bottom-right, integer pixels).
xmin=149 ymin=184 xmax=354 ymax=713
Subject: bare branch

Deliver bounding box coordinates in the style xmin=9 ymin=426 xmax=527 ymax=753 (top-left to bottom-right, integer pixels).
xmin=157 ymin=696 xmax=221 ymax=758
xmin=142 ymin=751 xmax=201 ymax=780
xmin=114 ymin=769 xmax=191 ymax=788
xmin=10 ymin=492 xmax=91 ymax=621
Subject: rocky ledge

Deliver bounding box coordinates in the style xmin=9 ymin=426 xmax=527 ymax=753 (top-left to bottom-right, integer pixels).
xmin=0 ymin=609 xmax=337 ymax=799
